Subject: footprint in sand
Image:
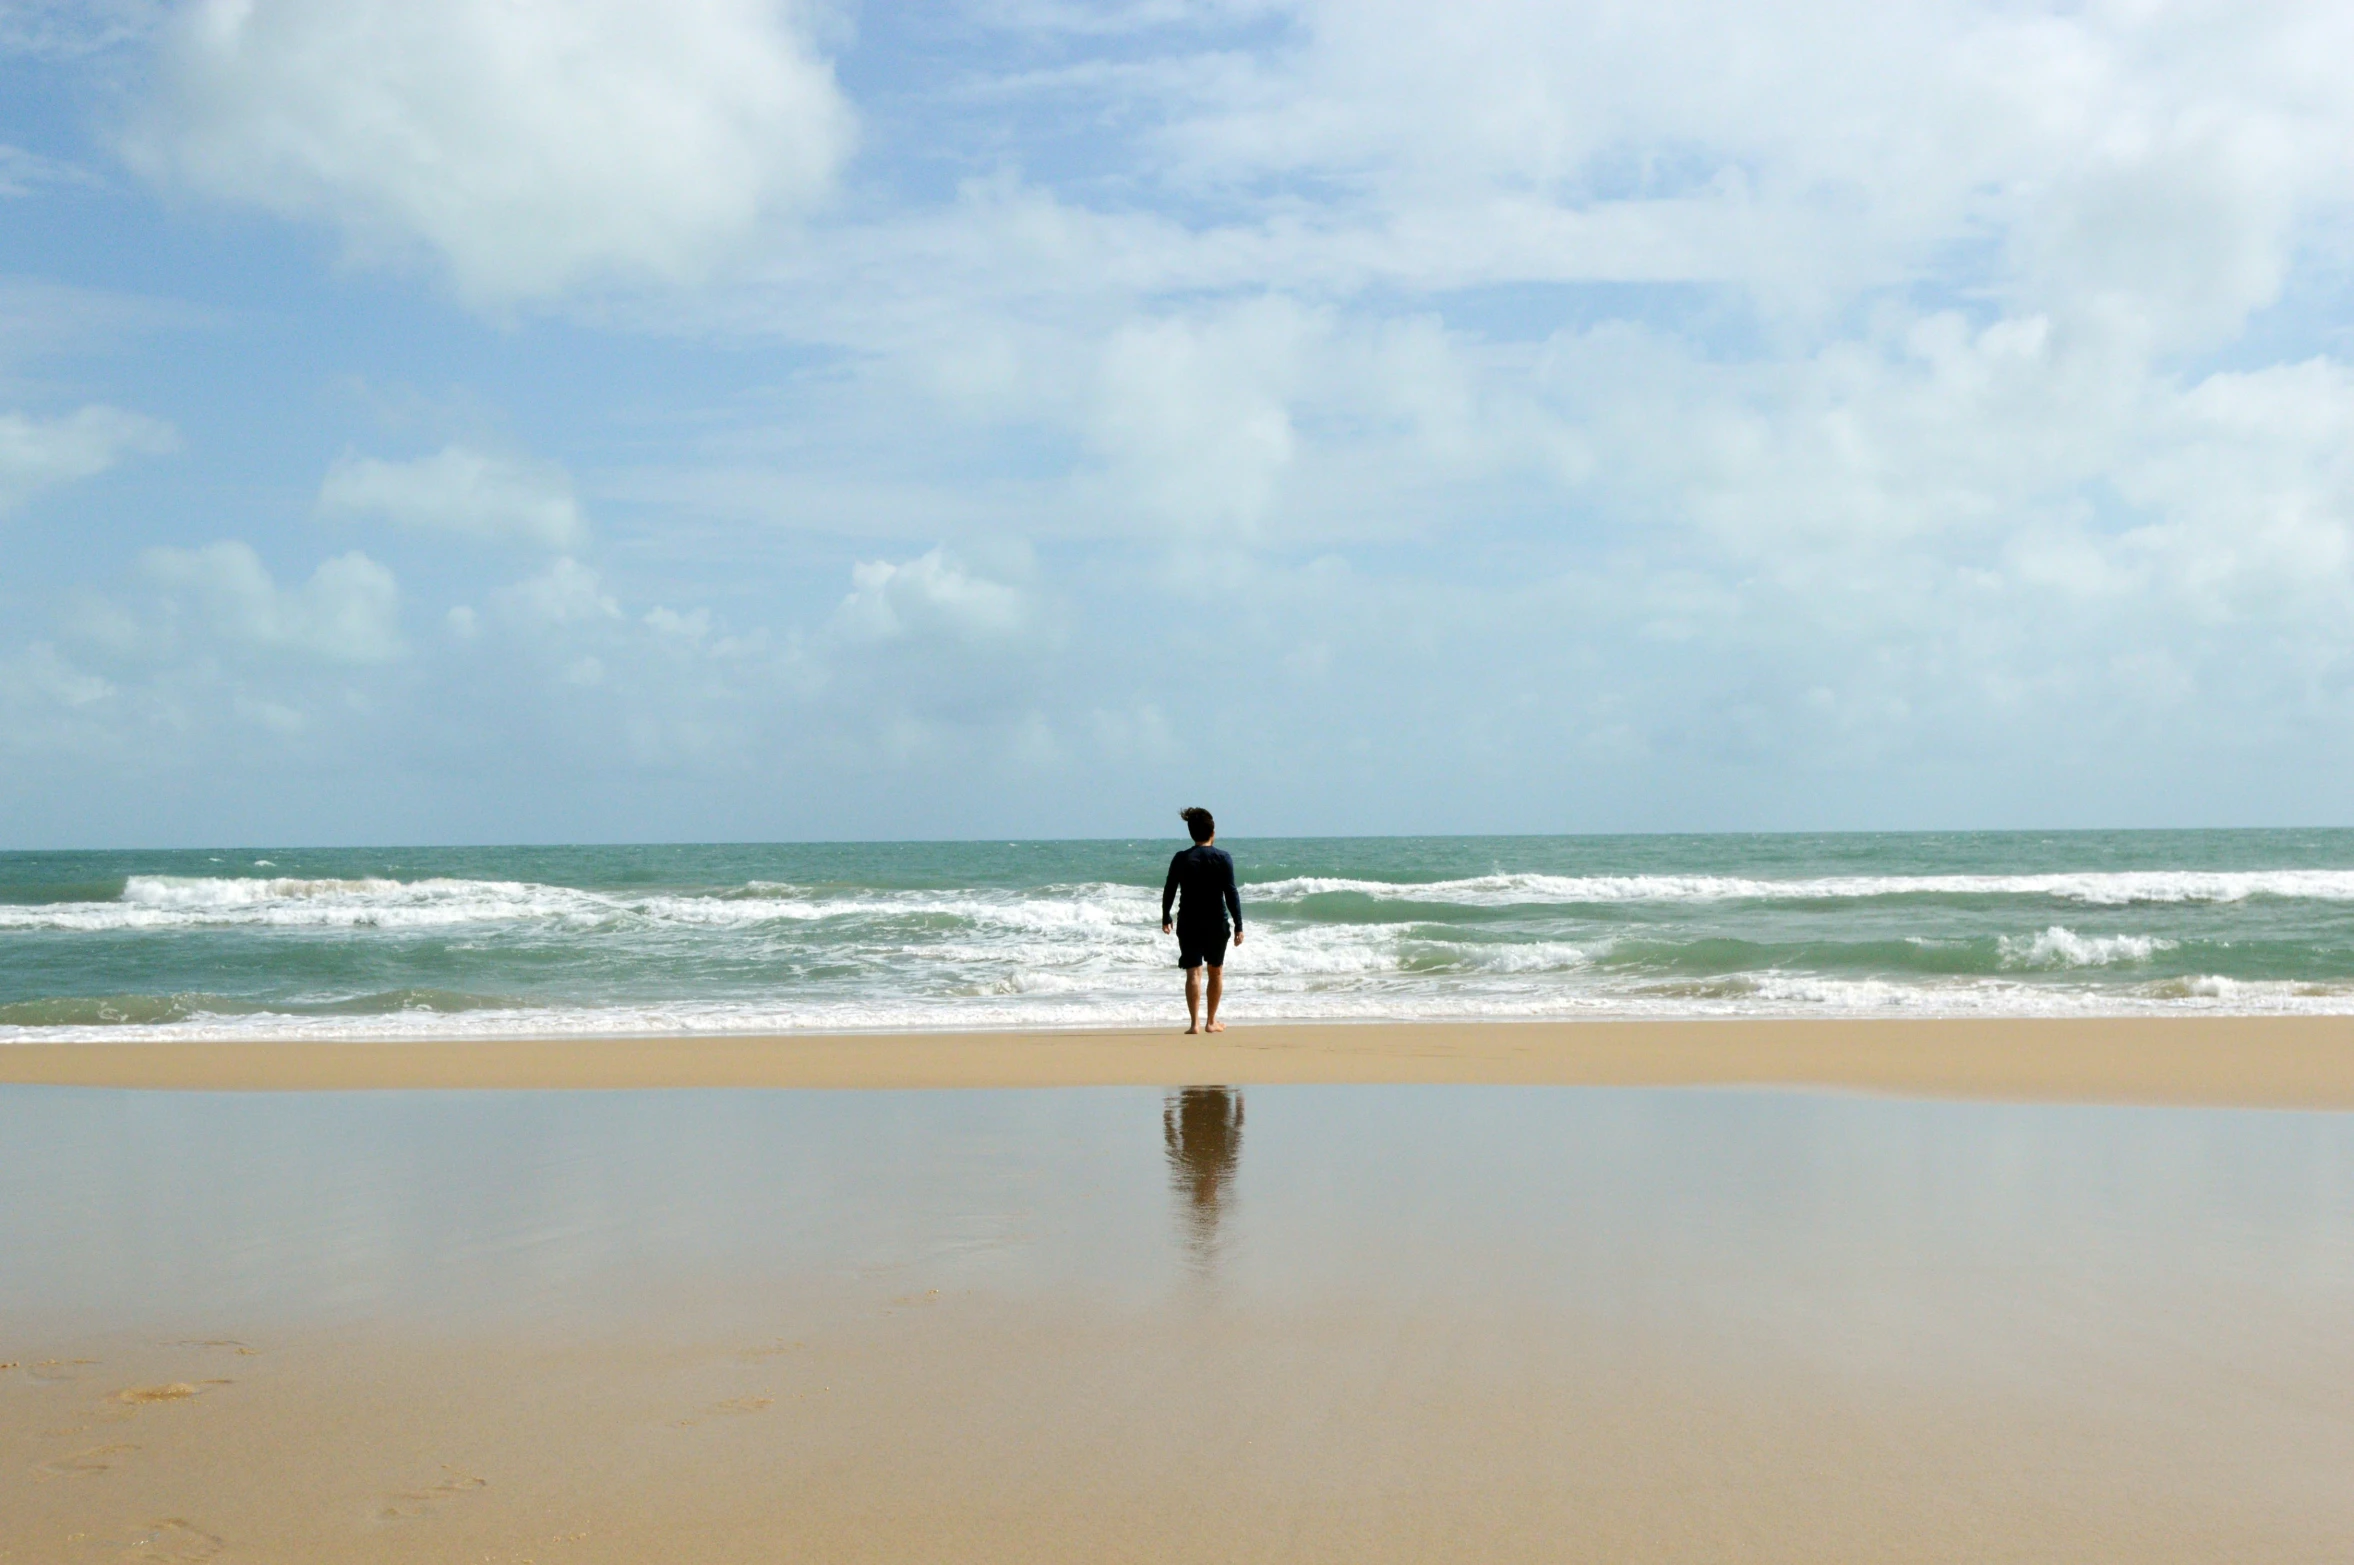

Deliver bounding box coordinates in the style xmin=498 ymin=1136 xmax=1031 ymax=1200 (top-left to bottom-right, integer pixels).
xmin=31 ymin=1359 xmax=101 ymax=1383
xmin=732 ymin=1339 xmax=807 ymax=1363
xmin=671 ymin=1396 xmax=775 ymax=1428
xmin=117 ymin=1383 xmax=226 ymax=1406
xmin=377 ymin=1468 xmax=488 ymax=1522
xmin=38 ymin=1443 xmax=138 ymax=1479
xmin=114 ymin=1518 xmax=225 ymax=1562
xmin=166 ymin=1340 xmax=260 ymax=1359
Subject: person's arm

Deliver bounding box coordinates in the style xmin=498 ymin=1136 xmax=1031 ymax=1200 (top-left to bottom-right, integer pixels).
xmin=1223 ymin=854 xmax=1242 ymax=940
xmin=1162 ymin=853 xmax=1181 ymax=932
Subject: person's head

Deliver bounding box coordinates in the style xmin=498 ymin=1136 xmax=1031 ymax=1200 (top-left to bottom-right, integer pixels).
xmin=1181 ymin=806 xmax=1215 ymax=844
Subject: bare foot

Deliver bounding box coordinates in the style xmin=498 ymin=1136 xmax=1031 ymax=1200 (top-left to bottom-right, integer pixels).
xmin=1205 ymin=1021 xmax=1226 ymax=1033
xmin=1185 ymin=1025 xmax=1199 ymax=1034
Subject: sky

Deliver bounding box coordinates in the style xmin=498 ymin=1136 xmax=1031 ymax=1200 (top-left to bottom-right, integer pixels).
xmin=6 ymin=0 xmax=2354 ymax=847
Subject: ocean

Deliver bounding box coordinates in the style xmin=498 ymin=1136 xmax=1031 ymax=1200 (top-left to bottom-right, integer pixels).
xmin=9 ymin=830 xmax=2354 ymax=1041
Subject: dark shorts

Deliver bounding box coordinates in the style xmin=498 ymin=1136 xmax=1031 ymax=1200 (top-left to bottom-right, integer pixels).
xmin=1177 ymin=927 xmax=1229 ymax=969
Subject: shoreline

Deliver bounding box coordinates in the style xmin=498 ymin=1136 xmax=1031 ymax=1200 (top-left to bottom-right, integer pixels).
xmin=4 ymin=1014 xmax=2353 ymax=1107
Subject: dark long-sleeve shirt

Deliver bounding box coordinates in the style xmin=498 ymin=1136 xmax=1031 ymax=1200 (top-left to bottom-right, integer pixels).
xmin=1162 ymin=844 xmax=1242 ymax=935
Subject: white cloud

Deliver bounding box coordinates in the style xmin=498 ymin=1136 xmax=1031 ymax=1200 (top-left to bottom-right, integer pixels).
xmin=1104 ymin=0 xmax=2354 ymax=338
xmin=496 ymin=557 xmax=623 ymax=627
xmin=129 ymin=0 xmax=856 ymax=303
xmin=677 ymin=0 xmax=2354 ymax=374
xmin=0 ymin=642 xmax=113 ymax=710
xmin=1088 ymin=297 xmax=1304 ymax=538
xmin=832 ymin=548 xmax=1027 ymax=644
xmin=2113 ymin=358 xmax=2354 ymax=617
xmin=645 ymin=606 xmax=712 ymax=642
xmin=0 ymin=405 xmax=176 ymax=511
xmin=138 ymin=541 xmax=404 ymax=662
xmin=320 ymin=444 xmax=585 ymax=549
xmin=1071 ymin=297 xmax=1586 ymax=546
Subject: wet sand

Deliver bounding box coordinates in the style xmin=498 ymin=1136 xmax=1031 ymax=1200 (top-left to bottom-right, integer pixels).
xmin=4 ymin=1014 xmax=2354 ymax=1107
xmin=11 ymin=1294 xmax=2351 ymax=1564
xmin=6 ymin=1063 xmax=2354 ymax=1559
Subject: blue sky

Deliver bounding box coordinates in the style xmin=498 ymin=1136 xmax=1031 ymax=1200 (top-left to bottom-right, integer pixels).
xmin=7 ymin=0 xmax=2354 ymax=846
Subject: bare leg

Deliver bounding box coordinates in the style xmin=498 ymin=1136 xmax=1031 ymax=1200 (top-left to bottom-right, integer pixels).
xmin=1185 ymin=965 xmax=1203 ymax=1034
xmin=1204 ymin=966 xmax=1225 ymax=1032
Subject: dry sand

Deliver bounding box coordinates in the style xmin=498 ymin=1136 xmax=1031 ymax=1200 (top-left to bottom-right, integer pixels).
xmin=4 ymin=1014 xmax=2354 ymax=1106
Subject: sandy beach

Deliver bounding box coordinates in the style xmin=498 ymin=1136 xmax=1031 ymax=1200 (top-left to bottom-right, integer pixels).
xmin=11 ymin=1284 xmax=2349 ymax=1564
xmin=7 ymin=1021 xmax=2354 ymax=1561
xmin=5 ymin=1014 xmax=2354 ymax=1106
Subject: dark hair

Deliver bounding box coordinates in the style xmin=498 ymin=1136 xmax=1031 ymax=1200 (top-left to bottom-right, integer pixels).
xmin=1181 ymin=806 xmax=1215 ymax=844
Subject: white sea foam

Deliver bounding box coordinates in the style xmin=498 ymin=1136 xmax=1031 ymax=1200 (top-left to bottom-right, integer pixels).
xmin=12 ymin=972 xmax=2354 ymax=1045
xmin=2137 ymin=974 xmax=2312 ymax=1001
xmin=15 ymin=875 xmax=625 ymax=931
xmin=1252 ymin=869 xmax=2354 ymax=906
xmin=7 ymin=863 xmax=2352 ymax=936
xmin=1399 ymin=939 xmax=1599 ymax=974
xmin=0 ymin=875 xmax=1169 ymax=934
xmin=1998 ymin=927 xmax=2175 ymax=969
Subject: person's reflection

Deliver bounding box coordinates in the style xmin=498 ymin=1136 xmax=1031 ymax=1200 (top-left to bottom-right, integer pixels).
xmin=1163 ymin=1086 xmax=1244 ymax=1275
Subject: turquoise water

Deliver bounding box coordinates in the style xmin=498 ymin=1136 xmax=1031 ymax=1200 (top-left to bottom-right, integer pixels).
xmin=9 ymin=830 xmax=2354 ymax=1038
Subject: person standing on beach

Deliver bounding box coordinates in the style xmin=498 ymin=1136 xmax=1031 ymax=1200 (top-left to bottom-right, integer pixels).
xmin=1162 ymin=807 xmax=1244 ymax=1034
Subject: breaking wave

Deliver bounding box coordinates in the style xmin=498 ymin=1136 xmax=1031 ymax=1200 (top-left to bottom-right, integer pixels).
xmin=1997 ymin=927 xmax=2175 ymax=969
xmin=1253 ymin=869 xmax=2354 ymax=907
xmin=9 ymin=838 xmax=2354 ymax=1040
xmin=0 ymin=875 xmax=1162 ymax=933
xmin=11 ymin=864 xmax=2354 ymax=935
